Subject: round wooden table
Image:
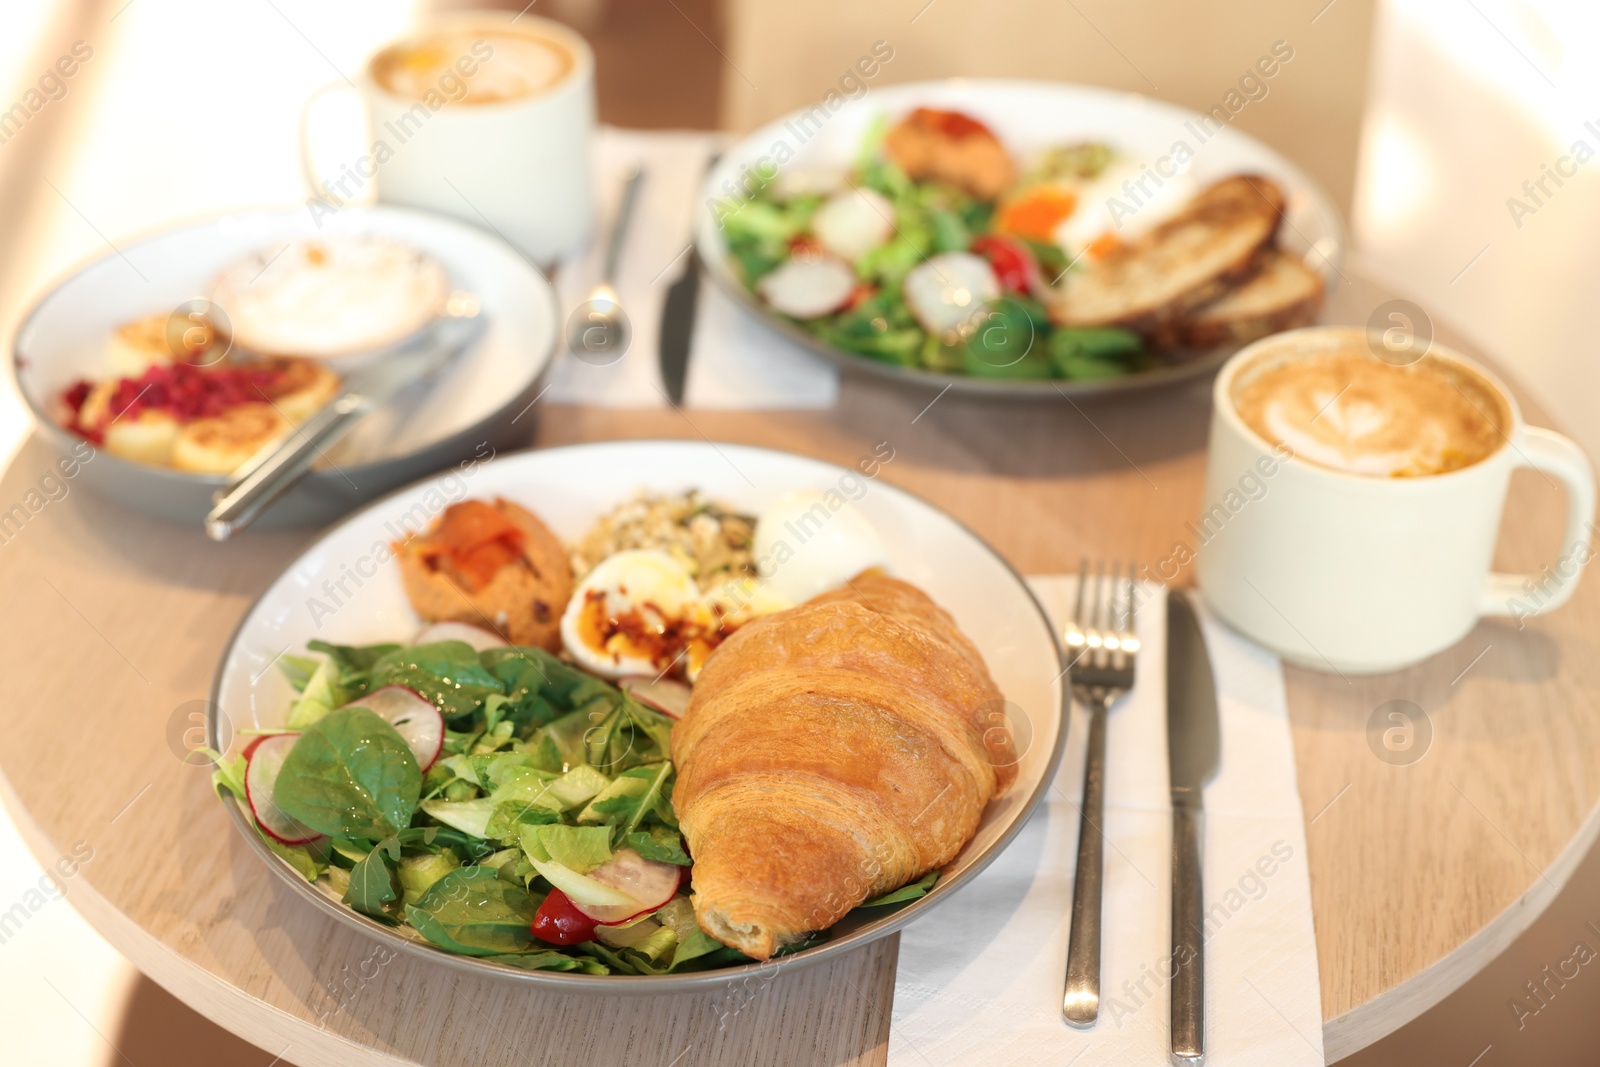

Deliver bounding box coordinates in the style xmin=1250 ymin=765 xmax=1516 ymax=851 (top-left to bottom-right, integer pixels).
xmin=2 ymin=269 xmax=1595 ymax=1065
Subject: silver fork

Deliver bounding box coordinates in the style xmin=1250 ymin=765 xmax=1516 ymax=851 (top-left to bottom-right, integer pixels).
xmin=1062 ymin=559 xmax=1140 ymax=1028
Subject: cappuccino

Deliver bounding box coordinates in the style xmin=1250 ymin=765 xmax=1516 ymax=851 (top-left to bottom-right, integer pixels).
xmin=372 ymin=28 xmax=574 ymax=106
xmin=1232 ymin=346 xmax=1504 ymax=477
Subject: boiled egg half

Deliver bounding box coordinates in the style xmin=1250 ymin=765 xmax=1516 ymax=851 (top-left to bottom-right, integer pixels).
xmin=754 ymin=490 xmax=889 ymax=603
xmin=560 ymin=549 xmax=718 ymax=681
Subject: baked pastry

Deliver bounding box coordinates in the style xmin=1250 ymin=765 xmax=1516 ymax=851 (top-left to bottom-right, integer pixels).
xmin=672 ymin=570 xmax=1014 ymax=959
xmin=883 ymin=107 xmax=1016 ymax=201
xmin=394 ymin=498 xmax=573 ymax=650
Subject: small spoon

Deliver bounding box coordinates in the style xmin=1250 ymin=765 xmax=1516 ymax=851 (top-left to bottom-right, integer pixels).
xmin=566 ymin=164 xmax=646 ymax=363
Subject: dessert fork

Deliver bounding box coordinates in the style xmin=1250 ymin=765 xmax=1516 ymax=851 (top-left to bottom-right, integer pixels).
xmin=1062 ymin=559 xmax=1140 ymax=1028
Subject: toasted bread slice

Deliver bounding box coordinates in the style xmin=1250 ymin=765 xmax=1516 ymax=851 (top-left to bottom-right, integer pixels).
xmin=170 ymin=403 xmax=289 ymax=474
xmin=1048 ymin=174 xmax=1286 ymax=329
xmin=1167 ymin=248 xmax=1325 ymax=349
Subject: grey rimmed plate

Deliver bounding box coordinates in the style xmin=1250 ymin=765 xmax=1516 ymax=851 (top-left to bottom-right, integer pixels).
xmin=208 ymin=440 xmax=1067 ymax=990
xmin=11 ymin=203 xmax=559 ymax=527
xmin=695 ymin=79 xmax=1347 ymax=399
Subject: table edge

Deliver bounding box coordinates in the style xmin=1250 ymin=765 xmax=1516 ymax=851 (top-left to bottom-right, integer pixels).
xmin=1320 ymin=788 xmax=1600 ymax=1059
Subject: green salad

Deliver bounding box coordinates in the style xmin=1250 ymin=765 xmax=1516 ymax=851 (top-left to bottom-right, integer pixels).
xmin=211 ymin=638 xmax=935 ymax=975
xmin=714 ymin=114 xmax=1150 ymax=382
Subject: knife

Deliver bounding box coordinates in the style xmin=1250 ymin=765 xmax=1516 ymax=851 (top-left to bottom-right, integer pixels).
xmin=1166 ymin=590 xmax=1221 ymax=1066
xmin=658 ymin=154 xmax=720 ymax=407
xmin=204 ymin=295 xmax=487 ymax=541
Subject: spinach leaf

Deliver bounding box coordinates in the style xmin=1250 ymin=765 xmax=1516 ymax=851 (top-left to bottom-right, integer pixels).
xmin=858 ymin=871 xmax=939 ymax=908
xmin=371 ymin=642 xmax=505 ymax=720
xmin=273 ymin=706 xmax=421 ymax=840
xmin=405 ymin=867 xmax=538 ymax=957
xmin=307 ymin=639 xmax=403 ymax=686
xmin=344 ymin=844 xmax=403 ymax=922
xmin=623 ymin=825 xmax=692 ymax=867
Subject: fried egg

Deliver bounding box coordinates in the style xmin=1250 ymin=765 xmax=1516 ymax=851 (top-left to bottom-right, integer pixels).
xmin=1055 ymin=159 xmax=1197 ymax=258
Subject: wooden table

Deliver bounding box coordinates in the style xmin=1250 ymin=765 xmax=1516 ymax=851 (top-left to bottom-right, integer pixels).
xmin=1 ymin=269 xmax=1595 ymax=1065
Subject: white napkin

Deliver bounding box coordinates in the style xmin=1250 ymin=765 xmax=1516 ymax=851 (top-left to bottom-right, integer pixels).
xmin=889 ymin=579 xmax=1323 ymax=1065
xmin=542 ymin=127 xmax=840 ymax=410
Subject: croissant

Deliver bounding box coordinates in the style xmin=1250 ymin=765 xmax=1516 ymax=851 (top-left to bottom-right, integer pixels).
xmin=672 ymin=570 xmax=1015 ymax=959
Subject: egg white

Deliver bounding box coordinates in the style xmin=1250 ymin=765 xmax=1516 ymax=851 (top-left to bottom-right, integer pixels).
xmin=754 ymin=490 xmax=889 ymax=604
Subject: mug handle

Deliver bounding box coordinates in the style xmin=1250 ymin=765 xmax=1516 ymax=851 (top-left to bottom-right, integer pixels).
xmin=298 ymin=79 xmax=366 ymax=201
xmin=1481 ymin=426 xmax=1596 ymax=619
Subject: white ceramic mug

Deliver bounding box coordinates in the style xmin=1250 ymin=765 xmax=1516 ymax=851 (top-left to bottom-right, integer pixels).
xmin=300 ymin=12 xmax=595 ymax=265
xmin=1196 ymin=327 xmax=1596 ymax=674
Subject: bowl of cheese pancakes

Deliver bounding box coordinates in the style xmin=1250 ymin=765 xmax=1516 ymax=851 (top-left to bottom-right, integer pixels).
xmin=12 ymin=204 xmax=560 ymax=527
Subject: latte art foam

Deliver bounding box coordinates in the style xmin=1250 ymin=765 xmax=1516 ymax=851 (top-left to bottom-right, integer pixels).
xmin=1232 ymin=350 xmax=1504 ymax=477
xmin=374 ymin=29 xmax=573 ymax=105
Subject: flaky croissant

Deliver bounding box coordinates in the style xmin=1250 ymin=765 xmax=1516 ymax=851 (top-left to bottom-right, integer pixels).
xmin=672 ymin=570 xmax=1016 ymax=960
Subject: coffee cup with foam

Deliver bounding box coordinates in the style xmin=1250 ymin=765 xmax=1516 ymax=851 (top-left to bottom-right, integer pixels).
xmin=300 ymin=11 xmax=594 ymax=265
xmin=1198 ymin=326 xmax=1596 ymax=673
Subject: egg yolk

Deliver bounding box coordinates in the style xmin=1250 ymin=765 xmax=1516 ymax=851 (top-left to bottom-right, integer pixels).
xmin=996 ymin=188 xmax=1078 ymax=242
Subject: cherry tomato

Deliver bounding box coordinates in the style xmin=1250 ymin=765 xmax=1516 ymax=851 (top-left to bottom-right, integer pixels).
xmin=531 ymin=888 xmax=599 ymax=946
xmin=970 ymin=235 xmax=1035 ymax=294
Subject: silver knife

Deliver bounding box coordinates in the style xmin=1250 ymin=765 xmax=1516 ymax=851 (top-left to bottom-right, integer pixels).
xmin=658 ymin=153 xmax=719 ymax=406
xmin=204 ymin=294 xmax=487 ymax=541
xmin=1166 ymin=590 xmax=1221 ymax=1066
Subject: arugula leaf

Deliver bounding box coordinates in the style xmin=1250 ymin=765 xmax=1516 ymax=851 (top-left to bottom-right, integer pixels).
xmin=858 ymin=871 xmax=939 ymax=908
xmin=535 ymin=825 xmax=613 ymax=874
xmin=405 ymin=868 xmax=539 ymax=957
xmin=273 ymin=706 xmax=421 ymax=840
xmin=344 ymin=845 xmax=403 ymax=922
xmin=584 ymin=763 xmax=674 ymax=835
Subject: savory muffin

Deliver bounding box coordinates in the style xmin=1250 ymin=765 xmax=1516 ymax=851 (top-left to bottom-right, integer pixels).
xmin=395 ymin=498 xmax=573 ymax=650
xmin=883 ymin=107 xmax=1015 ymax=201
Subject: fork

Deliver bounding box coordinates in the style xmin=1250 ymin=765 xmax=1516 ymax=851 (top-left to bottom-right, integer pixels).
xmin=1062 ymin=559 xmax=1140 ymax=1028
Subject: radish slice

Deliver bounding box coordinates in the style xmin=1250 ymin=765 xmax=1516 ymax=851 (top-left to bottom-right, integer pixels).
xmin=757 ymin=257 xmax=857 ymax=320
xmin=902 ymin=252 xmax=1002 ymax=338
xmin=572 ymin=849 xmax=683 ymax=925
xmin=413 ymin=621 xmax=508 ymax=650
xmin=341 ymin=686 xmax=444 ymax=770
xmin=618 ymin=677 xmax=692 ymax=719
xmin=245 ymin=734 xmax=323 ymax=845
xmin=812 ymin=187 xmax=894 ymax=261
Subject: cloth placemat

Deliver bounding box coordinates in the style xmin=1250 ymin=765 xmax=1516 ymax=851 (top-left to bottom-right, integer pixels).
xmin=889 ymin=578 xmax=1323 ymax=1065
xmin=542 ymin=127 xmax=839 ymax=410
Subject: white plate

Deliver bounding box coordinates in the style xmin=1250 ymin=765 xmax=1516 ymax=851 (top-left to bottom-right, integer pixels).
xmin=696 ymin=78 xmax=1347 ymax=398
xmin=12 ymin=204 xmax=559 ymax=525
xmin=209 ymin=440 xmax=1067 ymax=989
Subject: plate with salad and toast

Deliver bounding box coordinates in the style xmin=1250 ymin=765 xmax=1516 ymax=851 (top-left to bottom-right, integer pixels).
xmin=207 ymin=441 xmax=1066 ymax=987
xmin=695 ymin=79 xmax=1345 ymax=397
